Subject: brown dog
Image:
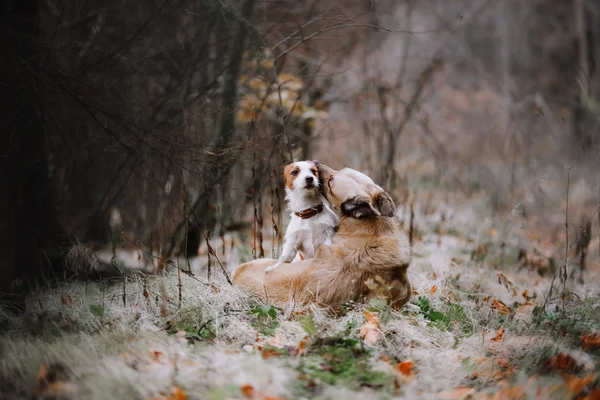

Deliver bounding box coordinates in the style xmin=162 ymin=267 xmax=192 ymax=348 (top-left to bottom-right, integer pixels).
xmin=231 ymin=162 xmax=412 ymax=310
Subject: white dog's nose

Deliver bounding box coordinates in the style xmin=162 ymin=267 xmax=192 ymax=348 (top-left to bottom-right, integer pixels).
xmin=305 ymin=176 xmax=314 ymax=184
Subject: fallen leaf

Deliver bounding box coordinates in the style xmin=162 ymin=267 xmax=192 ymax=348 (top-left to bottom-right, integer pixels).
xmin=297 ymin=338 xmax=307 ymax=356
xmin=546 ymin=353 xmax=580 ymax=373
xmin=265 ymin=332 xmax=286 ymax=348
xmin=241 ymin=384 xmax=254 ymax=398
xmin=169 ymin=387 xmax=188 ymax=400
xmin=150 ymin=350 xmax=165 ymax=363
xmin=497 ymin=273 xmax=513 ymax=292
xmin=261 ymin=348 xmax=281 ymax=359
xmin=491 ymin=327 xmax=505 ymax=342
xmin=396 ymin=360 xmax=415 ymax=377
xmin=35 ymin=362 xmax=77 ymax=398
xmin=492 ymin=298 xmax=511 ymax=316
xmin=240 ymin=383 xmax=288 ymax=400
xmin=430 ymin=285 xmax=438 ymax=294
xmin=581 ymin=390 xmax=600 ymax=400
xmin=61 ymin=293 xmax=72 ymax=307
xmin=581 ymin=332 xmax=600 ymax=351
xmin=489 ymin=386 xmax=525 ymax=400
xmin=561 ymin=374 xmax=595 ymax=394
xmin=359 ymin=311 xmax=381 ymax=346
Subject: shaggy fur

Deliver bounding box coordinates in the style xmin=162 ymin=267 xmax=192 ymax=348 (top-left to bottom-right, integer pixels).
xmin=232 ymin=162 xmax=412 ymax=310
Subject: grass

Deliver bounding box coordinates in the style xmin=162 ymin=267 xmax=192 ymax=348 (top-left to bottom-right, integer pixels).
xmin=1 ymin=194 xmax=599 ymax=399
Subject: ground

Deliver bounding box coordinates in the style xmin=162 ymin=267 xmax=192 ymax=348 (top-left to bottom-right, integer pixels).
xmin=1 ymin=191 xmax=599 ymax=400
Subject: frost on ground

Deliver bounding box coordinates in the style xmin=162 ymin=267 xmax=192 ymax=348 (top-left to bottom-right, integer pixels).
xmin=1 ymin=193 xmax=599 ymax=400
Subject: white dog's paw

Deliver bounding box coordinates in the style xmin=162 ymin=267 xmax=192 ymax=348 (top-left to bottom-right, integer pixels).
xmin=265 ymin=262 xmax=282 ymax=274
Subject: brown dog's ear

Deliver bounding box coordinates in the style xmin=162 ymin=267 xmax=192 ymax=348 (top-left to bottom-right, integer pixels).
xmin=341 ymin=197 xmax=381 ymax=219
xmin=376 ymin=191 xmax=396 ymax=217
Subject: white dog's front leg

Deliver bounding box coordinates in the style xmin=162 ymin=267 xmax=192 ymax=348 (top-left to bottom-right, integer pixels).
xmin=265 ymin=236 xmax=297 ymax=273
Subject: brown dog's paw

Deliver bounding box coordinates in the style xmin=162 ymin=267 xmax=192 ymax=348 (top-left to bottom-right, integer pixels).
xmin=376 ymin=191 xmax=396 ymax=217
xmin=341 ymin=197 xmax=381 ymax=218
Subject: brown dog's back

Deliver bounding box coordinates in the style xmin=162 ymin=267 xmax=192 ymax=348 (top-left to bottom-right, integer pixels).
xmin=232 ymin=215 xmax=411 ymax=310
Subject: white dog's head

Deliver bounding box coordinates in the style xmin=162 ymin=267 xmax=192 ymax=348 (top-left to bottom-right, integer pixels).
xmin=283 ymin=161 xmax=320 ymax=193
xmin=283 ymin=161 xmax=322 ymax=212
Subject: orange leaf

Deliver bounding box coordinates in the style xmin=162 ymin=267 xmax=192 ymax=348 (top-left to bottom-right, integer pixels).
xmin=261 ymin=348 xmax=281 ymax=359
xmin=150 ymin=350 xmax=165 ymax=362
xmin=581 ymin=390 xmax=600 ymax=400
xmin=581 ymin=332 xmax=600 ymax=351
xmin=169 ymin=387 xmax=188 ymax=400
xmin=360 ymin=311 xmax=381 ymax=346
xmin=546 ymin=353 xmax=579 ymax=373
xmin=491 ymin=327 xmax=505 ymax=342
xmin=430 ymin=285 xmax=438 ymax=294
xmin=240 ymin=384 xmax=287 ymax=400
xmin=492 ymin=298 xmax=511 ymax=315
xmin=241 ymin=384 xmax=255 ymax=399
xmin=396 ymin=360 xmax=415 ymax=377
xmin=561 ymin=374 xmax=595 ymax=394
xmin=489 ymin=386 xmax=525 ymax=400
xmin=297 ymin=338 xmax=307 ymax=356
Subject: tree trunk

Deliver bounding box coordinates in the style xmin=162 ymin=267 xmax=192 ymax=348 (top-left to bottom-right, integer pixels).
xmin=0 ymin=1 xmax=64 ymax=293
xmin=163 ymin=0 xmax=257 ymax=258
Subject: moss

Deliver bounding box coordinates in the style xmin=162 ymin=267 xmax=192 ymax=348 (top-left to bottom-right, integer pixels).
xmin=295 ymin=337 xmax=392 ymax=393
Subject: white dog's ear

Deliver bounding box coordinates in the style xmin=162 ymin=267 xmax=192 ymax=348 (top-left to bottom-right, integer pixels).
xmin=341 ymin=197 xmax=381 ymax=219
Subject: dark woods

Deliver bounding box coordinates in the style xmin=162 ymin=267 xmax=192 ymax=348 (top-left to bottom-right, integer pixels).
xmin=0 ymin=0 xmax=366 ymax=293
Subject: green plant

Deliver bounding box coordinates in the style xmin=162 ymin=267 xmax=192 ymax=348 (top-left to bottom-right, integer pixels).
xmin=249 ymin=305 xmax=279 ymax=336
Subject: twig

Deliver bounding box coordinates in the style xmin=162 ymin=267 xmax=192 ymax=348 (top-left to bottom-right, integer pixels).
xmin=542 ymin=166 xmax=573 ymax=313
xmin=111 ymin=230 xmax=126 ymax=307
xmin=187 ymin=207 xmax=233 ymax=285
xmin=409 ymin=200 xmax=415 ymax=247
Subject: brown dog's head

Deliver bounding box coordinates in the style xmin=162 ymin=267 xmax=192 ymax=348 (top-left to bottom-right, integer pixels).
xmin=313 ymin=161 xmax=396 ymax=219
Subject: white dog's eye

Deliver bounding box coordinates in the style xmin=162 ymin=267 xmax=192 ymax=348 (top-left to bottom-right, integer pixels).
xmin=291 ymin=170 xmax=299 ymax=176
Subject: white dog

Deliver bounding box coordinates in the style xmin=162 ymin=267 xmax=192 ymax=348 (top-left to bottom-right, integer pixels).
xmin=265 ymin=160 xmax=337 ymax=273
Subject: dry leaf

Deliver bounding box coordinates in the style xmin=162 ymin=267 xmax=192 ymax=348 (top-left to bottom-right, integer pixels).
xmin=489 ymin=386 xmax=525 ymax=400
xmin=61 ymin=293 xmax=72 ymax=307
xmin=261 ymin=348 xmax=281 ymax=359
xmin=497 ymin=273 xmax=513 ymax=292
xmin=150 ymin=350 xmax=165 ymax=363
xmin=492 ymin=298 xmax=511 ymax=316
xmin=265 ymin=332 xmax=286 ymax=348
xmin=430 ymin=285 xmax=438 ymax=294
xmin=297 ymin=338 xmax=307 ymax=356
xmin=240 ymin=383 xmax=287 ymax=400
xmin=35 ymin=362 xmax=77 ymax=398
xmin=359 ymin=311 xmax=381 ymax=346
xmin=396 ymin=360 xmax=415 ymax=377
xmin=491 ymin=327 xmax=505 ymax=342
xmin=561 ymin=374 xmax=595 ymax=394
xmin=546 ymin=353 xmax=580 ymax=373
xmin=581 ymin=332 xmax=600 ymax=351
xmin=241 ymin=384 xmax=255 ymax=399
xmin=581 ymin=390 xmax=600 ymax=400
